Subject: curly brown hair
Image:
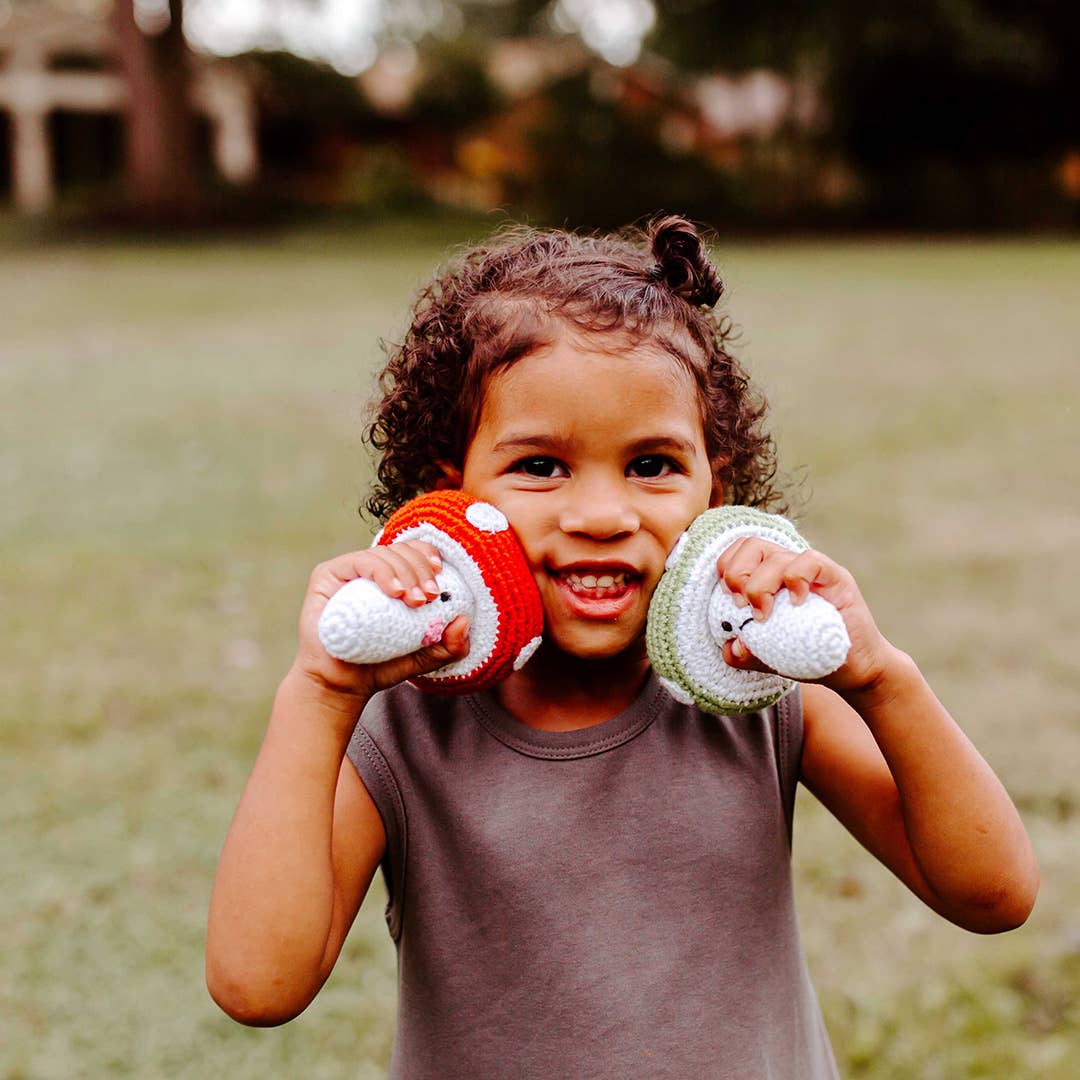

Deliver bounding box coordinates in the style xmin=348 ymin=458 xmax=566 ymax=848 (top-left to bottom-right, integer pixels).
xmin=364 ymin=215 xmax=783 ymax=522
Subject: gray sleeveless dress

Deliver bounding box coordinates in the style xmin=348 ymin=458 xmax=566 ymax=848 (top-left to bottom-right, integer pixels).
xmin=348 ymin=674 xmax=838 ymax=1079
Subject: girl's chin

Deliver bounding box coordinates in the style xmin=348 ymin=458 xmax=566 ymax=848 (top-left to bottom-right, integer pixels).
xmin=534 ymin=621 xmax=649 ymax=663
xmin=530 ymin=576 xmax=654 ymax=660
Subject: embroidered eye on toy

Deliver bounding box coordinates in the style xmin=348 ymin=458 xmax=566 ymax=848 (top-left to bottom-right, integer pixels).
xmin=646 ymin=506 xmax=851 ymax=715
xmin=317 ymin=490 xmax=544 ymax=694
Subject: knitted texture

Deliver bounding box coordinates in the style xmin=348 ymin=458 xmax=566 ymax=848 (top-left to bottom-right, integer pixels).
xmin=318 ymin=490 xmax=543 ymax=694
xmin=646 ymin=506 xmax=851 ymax=715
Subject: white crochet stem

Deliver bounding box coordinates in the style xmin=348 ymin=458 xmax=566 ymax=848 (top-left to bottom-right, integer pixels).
xmin=318 ymin=563 xmax=474 ymax=665
xmin=707 ymin=586 xmax=850 ymax=682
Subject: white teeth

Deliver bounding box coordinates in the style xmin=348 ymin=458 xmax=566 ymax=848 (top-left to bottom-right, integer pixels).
xmin=563 ymin=571 xmax=629 ymax=591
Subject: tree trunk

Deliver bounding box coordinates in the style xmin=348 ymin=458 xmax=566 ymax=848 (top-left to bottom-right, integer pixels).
xmin=112 ymin=0 xmax=199 ymax=217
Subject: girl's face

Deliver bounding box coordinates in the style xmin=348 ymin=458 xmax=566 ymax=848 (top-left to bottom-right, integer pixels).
xmin=459 ymin=332 xmax=719 ymax=660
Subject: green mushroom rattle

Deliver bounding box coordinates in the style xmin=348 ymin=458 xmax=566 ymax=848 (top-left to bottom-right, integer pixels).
xmin=646 ymin=506 xmax=852 ymax=715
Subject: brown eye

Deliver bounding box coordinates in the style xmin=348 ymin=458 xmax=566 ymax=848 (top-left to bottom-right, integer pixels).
xmin=628 ymin=455 xmax=675 ymax=478
xmin=516 ymin=456 xmax=567 ymax=478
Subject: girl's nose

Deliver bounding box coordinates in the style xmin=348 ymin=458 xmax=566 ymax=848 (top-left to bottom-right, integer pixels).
xmin=559 ymin=483 xmax=640 ymax=539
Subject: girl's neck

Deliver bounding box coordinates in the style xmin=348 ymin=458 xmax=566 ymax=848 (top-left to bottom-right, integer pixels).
xmin=492 ymin=641 xmax=652 ymax=732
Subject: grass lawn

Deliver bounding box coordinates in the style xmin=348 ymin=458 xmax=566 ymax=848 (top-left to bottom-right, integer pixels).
xmin=2 ymin=220 xmax=1078 ymax=1078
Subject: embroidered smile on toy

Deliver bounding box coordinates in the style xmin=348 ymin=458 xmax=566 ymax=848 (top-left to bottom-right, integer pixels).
xmin=646 ymin=506 xmax=851 ymax=715
xmin=318 ymin=490 xmax=544 ymax=694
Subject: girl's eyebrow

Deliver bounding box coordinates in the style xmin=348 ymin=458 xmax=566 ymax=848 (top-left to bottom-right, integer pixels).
xmin=491 ymin=434 xmax=571 ymax=455
xmin=625 ymin=435 xmax=699 ymax=457
xmin=490 ymin=434 xmax=699 ymax=456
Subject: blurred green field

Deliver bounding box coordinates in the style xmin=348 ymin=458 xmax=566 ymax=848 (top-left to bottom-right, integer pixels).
xmin=2 ymin=222 xmax=1078 ymax=1079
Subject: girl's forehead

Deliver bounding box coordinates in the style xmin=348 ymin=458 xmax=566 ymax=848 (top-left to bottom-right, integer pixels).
xmin=495 ymin=330 xmax=695 ymax=389
xmin=477 ymin=336 xmax=705 ymax=436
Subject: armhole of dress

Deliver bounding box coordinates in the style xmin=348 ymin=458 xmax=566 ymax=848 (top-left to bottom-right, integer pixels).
xmin=347 ymin=726 xmax=408 ymax=942
xmin=775 ymin=684 xmax=805 ymax=847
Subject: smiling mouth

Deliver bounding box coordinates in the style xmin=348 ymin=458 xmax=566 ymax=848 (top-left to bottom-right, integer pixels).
xmin=565 ymin=570 xmax=630 ymax=596
xmin=555 ymin=568 xmax=639 ymax=598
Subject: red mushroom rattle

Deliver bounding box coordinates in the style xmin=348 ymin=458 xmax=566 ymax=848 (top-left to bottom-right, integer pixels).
xmin=318 ymin=490 xmax=544 ymax=694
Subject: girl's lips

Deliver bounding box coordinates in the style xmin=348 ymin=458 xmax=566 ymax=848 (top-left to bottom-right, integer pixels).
xmin=549 ymin=572 xmax=642 ymax=620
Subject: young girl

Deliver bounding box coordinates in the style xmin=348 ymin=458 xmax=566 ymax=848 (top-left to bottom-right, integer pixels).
xmin=206 ymin=217 xmax=1038 ymax=1078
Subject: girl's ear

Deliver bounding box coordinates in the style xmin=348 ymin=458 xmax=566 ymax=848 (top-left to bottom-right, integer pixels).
xmin=432 ymin=461 xmax=463 ymax=491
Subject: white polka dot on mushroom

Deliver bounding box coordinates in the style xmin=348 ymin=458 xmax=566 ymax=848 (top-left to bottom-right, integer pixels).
xmin=514 ymin=636 xmax=543 ymax=671
xmin=466 ymin=502 xmax=509 ymax=533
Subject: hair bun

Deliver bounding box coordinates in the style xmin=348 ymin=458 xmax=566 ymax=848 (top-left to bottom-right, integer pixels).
xmin=649 ymin=215 xmax=723 ymax=308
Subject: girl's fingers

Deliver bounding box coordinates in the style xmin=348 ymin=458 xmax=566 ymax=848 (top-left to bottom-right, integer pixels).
xmin=779 ymin=550 xmax=829 ymax=604
xmin=716 ymin=538 xmax=767 ymax=606
xmin=721 ymin=637 xmax=776 ymax=675
xmin=312 ymin=541 xmax=444 ymax=608
xmin=389 ymin=542 xmax=443 ymax=601
xmin=719 ymin=542 xmax=840 ymax=620
xmin=360 ymin=547 xmax=418 ymax=599
xmin=718 ymin=538 xmax=791 ymax=616
xmin=369 ymin=616 xmax=471 ymax=692
xmin=408 ymin=540 xmax=443 ymax=574
xmin=312 ymin=551 xmax=379 ymax=588
xmin=440 ymin=614 xmax=471 ymax=654
xmin=740 ymin=553 xmax=793 ymax=619
xmin=747 ymin=552 xmax=833 ymax=618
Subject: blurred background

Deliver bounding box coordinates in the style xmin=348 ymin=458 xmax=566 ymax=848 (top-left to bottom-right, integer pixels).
xmin=2 ymin=2 xmax=1078 ymax=1078
xmin=1 ymin=0 xmax=1078 ymax=228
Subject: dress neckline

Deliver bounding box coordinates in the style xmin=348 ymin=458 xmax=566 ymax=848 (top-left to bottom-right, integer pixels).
xmin=467 ymin=671 xmax=666 ymax=760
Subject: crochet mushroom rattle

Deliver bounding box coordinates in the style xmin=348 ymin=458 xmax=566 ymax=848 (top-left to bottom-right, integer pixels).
xmin=317 ymin=490 xmax=544 ymax=694
xmin=646 ymin=506 xmax=852 ymax=715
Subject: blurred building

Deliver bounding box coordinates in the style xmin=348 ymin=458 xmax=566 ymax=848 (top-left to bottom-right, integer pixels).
xmin=0 ymin=0 xmax=256 ymax=212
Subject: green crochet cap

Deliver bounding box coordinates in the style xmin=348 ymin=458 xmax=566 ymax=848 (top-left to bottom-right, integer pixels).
xmin=646 ymin=506 xmax=813 ymax=715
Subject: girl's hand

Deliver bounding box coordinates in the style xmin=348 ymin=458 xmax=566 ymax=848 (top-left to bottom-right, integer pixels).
xmin=293 ymin=540 xmax=471 ymax=702
xmin=716 ymin=538 xmax=890 ymax=695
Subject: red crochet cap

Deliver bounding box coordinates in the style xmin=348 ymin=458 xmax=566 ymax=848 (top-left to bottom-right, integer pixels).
xmin=378 ymin=490 xmax=544 ymax=694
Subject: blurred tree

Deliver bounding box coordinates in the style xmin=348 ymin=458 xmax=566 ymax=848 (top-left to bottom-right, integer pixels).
xmin=112 ymin=0 xmax=199 ymax=217
xmin=246 ymin=49 xmax=379 ymax=166
xmin=527 ymin=71 xmax=734 ymax=228
xmin=453 ymin=0 xmax=552 ymax=37
xmin=825 ymin=0 xmax=1079 ymax=225
xmin=646 ymin=0 xmax=1079 ymax=225
xmin=410 ymin=37 xmax=501 ymax=131
xmin=650 ymin=0 xmax=822 ymax=72
xmin=240 ymin=50 xmax=421 ymax=211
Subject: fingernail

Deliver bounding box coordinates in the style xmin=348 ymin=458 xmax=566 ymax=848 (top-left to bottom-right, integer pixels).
xmin=424 ymin=579 xmax=439 ymax=595
xmin=732 ymin=639 xmax=748 ymax=661
xmin=753 ymin=607 xmax=766 ymax=622
xmin=408 ymin=587 xmax=425 ymax=603
xmin=390 ymin=577 xmax=405 ymax=594
xmin=733 ymin=594 xmax=748 ymax=607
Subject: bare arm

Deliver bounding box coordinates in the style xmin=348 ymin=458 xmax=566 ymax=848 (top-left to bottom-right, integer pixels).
xmin=206 ymin=544 xmax=470 ymax=1024
xmin=800 ymin=669 xmax=1038 ymax=933
xmin=718 ymin=539 xmax=1039 ymax=933
xmin=205 ymin=671 xmax=383 ymax=1025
